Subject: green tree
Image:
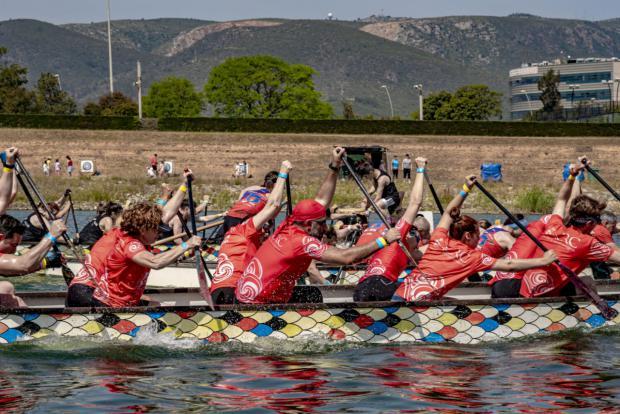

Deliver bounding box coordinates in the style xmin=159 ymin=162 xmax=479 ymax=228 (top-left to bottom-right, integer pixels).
xmin=35 ymin=73 xmax=77 ymax=114
xmin=84 ymin=92 xmax=138 ymax=116
xmin=435 ymin=85 xmax=502 ymax=120
xmin=413 ymin=90 xmax=452 ymax=120
xmin=537 ymin=69 xmax=562 ymax=113
xmin=204 ymin=55 xmax=333 ymax=119
xmin=0 ymin=47 xmax=36 ymax=113
xmin=143 ymin=77 xmax=203 ymax=118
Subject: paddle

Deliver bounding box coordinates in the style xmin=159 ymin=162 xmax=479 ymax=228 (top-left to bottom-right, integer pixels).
xmin=68 ymin=193 xmax=79 ymax=234
xmin=185 ymin=175 xmax=215 ymax=309
xmin=14 ymin=165 xmax=75 ymax=285
xmin=424 ymin=171 xmax=444 ymax=215
xmin=580 ymin=158 xmax=620 ymax=203
xmin=285 ymin=176 xmax=293 ymax=217
xmin=474 ymin=180 xmax=618 ymax=320
xmin=341 ymin=156 xmax=418 ymax=266
xmin=153 ymin=220 xmax=224 ymax=246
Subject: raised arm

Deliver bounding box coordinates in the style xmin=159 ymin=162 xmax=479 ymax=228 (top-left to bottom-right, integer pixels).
xmin=492 ymin=250 xmax=557 ymax=272
xmin=131 ymin=235 xmax=201 ymax=270
xmin=552 ymin=163 xmax=585 ymax=217
xmin=0 ymin=147 xmax=18 ymax=215
xmin=252 ymin=161 xmax=292 ymax=229
xmin=314 ymin=147 xmax=345 ymax=208
xmin=437 ymin=175 xmax=476 ymax=230
xmin=161 ymin=169 xmax=194 ymax=224
xmin=0 ymin=220 xmax=66 ymax=276
xmin=319 ymin=227 xmax=401 ymax=265
xmin=401 ymin=157 xmax=427 ymax=224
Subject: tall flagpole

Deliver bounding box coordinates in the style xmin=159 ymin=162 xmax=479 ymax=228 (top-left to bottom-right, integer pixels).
xmin=106 ymin=0 xmax=114 ymax=93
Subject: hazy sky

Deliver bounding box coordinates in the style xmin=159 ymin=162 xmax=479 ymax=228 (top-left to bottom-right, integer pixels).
xmin=1 ymin=0 xmax=619 ymax=24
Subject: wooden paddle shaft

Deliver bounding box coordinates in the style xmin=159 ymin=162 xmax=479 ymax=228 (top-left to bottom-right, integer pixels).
xmin=153 ymin=220 xmax=223 ymax=245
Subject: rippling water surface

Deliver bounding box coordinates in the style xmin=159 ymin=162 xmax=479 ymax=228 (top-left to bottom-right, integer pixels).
xmin=1 ymin=329 xmax=620 ymax=413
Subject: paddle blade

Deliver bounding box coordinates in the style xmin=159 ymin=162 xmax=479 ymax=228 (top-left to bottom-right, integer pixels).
xmin=196 ymin=258 xmax=214 ymax=309
xmin=61 ymin=264 xmax=75 ymax=286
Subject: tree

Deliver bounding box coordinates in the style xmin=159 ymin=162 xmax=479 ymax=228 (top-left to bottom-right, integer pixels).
xmin=537 ymin=69 xmax=562 ymax=113
xmin=204 ymin=55 xmax=333 ymax=119
xmin=143 ymin=77 xmax=203 ymax=118
xmin=0 ymin=47 xmax=36 ymax=113
xmin=84 ymin=92 xmax=138 ymax=116
xmin=413 ymin=90 xmax=452 ymax=120
xmin=35 ymin=73 xmax=77 ymax=114
xmin=435 ymin=85 xmax=502 ymax=121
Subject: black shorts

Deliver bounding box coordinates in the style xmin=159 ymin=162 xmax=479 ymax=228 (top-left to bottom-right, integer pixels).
xmin=289 ymin=286 xmax=323 ymax=303
xmin=223 ymin=216 xmax=244 ymax=234
xmin=66 ymin=284 xmax=95 ymax=307
xmin=212 ymin=287 xmax=236 ymax=305
xmin=353 ymin=276 xmax=400 ymax=302
xmin=392 ymin=169 xmax=398 ymax=178
xmin=491 ymin=279 xmax=522 ymax=298
xmin=403 ymin=168 xmax=411 ymax=179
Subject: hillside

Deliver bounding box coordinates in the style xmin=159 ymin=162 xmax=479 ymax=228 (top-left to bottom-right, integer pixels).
xmin=1 ymin=15 xmax=619 ymax=116
xmin=360 ymin=14 xmax=620 ymax=72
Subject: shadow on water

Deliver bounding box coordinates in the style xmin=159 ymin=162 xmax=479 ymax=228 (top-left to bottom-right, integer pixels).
xmin=0 ymin=328 xmax=620 ymax=413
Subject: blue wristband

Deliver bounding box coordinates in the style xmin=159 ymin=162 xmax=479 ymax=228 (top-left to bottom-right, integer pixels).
xmin=278 ymin=172 xmax=288 ymax=179
xmin=459 ymin=190 xmax=468 ymax=199
xmin=416 ymin=168 xmax=425 ymax=173
xmin=45 ymin=233 xmax=57 ymax=244
xmin=156 ymin=199 xmax=167 ymax=206
xmin=181 ymin=242 xmax=188 ymax=250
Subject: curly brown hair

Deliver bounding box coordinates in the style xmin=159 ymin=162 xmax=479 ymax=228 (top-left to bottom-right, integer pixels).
xmin=120 ymin=202 xmax=162 ymax=237
xmin=566 ymin=195 xmax=606 ymax=227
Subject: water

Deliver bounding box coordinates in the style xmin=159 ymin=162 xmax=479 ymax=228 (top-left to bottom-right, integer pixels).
xmin=1 ymin=330 xmax=620 ymax=412
xmin=4 ymin=210 xmax=620 ymax=412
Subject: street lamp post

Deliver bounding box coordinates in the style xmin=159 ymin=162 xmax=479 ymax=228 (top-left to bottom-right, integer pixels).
xmin=568 ymin=84 xmax=579 ymax=120
xmin=520 ymin=89 xmax=533 ymax=117
xmin=615 ymin=78 xmax=620 ymax=122
xmin=381 ymin=85 xmax=394 ymax=118
xmin=602 ymin=80 xmax=614 ymax=123
xmin=135 ymin=61 xmax=142 ymax=120
xmin=414 ymin=84 xmax=424 ymax=120
xmin=106 ymin=0 xmax=114 ymax=94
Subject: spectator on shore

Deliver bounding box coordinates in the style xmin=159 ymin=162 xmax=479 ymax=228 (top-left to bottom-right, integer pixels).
xmin=149 ymin=153 xmax=158 ymax=175
xmin=66 ymin=156 xmax=74 ymax=177
xmin=402 ymin=154 xmax=412 ymax=182
xmin=54 ymin=159 xmax=61 ymax=176
xmin=42 ymin=159 xmax=50 ymax=176
xmin=392 ymin=156 xmax=399 ymax=179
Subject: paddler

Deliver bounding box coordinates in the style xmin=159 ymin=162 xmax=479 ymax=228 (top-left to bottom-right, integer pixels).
xmin=21 ymin=190 xmax=72 ymax=245
xmin=362 ymin=159 xmax=401 ymax=220
xmin=235 ymin=147 xmax=402 ymax=304
xmin=210 ymin=160 xmax=292 ymax=304
xmin=76 ymin=201 xmax=123 ymax=252
xmin=69 ymin=170 xmax=200 ymax=307
xmin=353 ymin=157 xmax=429 ymax=302
xmin=392 ymin=175 xmax=558 ymax=302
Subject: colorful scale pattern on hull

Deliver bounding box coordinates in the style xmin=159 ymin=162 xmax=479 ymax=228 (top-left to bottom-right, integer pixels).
xmin=2 ymin=299 xmax=618 ymax=345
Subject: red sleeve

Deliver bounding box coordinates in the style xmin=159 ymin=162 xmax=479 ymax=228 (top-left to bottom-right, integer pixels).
xmin=592 ymin=225 xmax=614 ymax=245
xmin=430 ymin=227 xmax=448 ymax=241
xmin=395 ymin=218 xmax=413 ymax=241
xmin=469 ymin=250 xmax=498 ymax=273
xmin=124 ymin=239 xmax=146 ymax=259
xmin=584 ymin=239 xmax=613 ymax=262
xmin=298 ymin=236 xmax=328 ymax=260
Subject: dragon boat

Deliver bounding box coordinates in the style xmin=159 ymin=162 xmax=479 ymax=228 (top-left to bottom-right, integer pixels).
xmin=2 ymin=281 xmax=620 ymax=345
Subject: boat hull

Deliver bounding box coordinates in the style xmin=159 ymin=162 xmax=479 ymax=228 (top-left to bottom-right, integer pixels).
xmin=2 ymin=296 xmax=618 ymax=345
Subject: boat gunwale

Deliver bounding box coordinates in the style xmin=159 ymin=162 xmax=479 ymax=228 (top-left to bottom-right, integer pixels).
xmin=2 ymin=294 xmax=618 ymax=316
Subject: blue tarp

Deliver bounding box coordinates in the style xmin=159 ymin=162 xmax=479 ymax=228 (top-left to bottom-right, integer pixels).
xmin=562 ymin=163 xmax=585 ymax=181
xmin=481 ymin=163 xmax=503 ymax=182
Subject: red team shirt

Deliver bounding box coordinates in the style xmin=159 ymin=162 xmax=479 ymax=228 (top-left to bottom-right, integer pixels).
xmin=70 ymin=228 xmax=120 ymax=289
xmin=591 ymin=224 xmax=614 ymax=245
xmin=360 ymin=218 xmax=412 ymax=283
xmin=92 ymin=232 xmax=151 ymax=307
xmin=236 ymin=223 xmax=328 ymax=303
xmin=520 ymin=214 xmax=613 ymax=297
xmin=394 ymin=227 xmax=497 ymax=301
xmin=211 ymin=219 xmax=262 ymax=291
xmin=227 ymin=188 xmax=270 ymax=219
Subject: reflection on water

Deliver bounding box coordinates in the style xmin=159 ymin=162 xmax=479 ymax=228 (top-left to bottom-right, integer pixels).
xmin=1 ymin=330 xmax=620 ymax=413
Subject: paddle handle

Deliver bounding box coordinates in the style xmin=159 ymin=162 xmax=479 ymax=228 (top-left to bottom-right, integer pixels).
xmin=474 ymin=181 xmax=617 ymax=320
xmin=68 ymin=195 xmax=79 ymax=233
xmin=285 ymin=176 xmax=293 ymax=217
xmin=185 ymin=177 xmax=214 ymax=281
xmin=582 ymin=161 xmax=620 ymax=203
xmin=341 ymin=156 xmax=417 ymax=266
xmin=424 ymin=172 xmax=444 ymax=215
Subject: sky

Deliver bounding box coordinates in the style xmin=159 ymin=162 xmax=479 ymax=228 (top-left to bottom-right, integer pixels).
xmin=1 ymin=0 xmax=619 ymax=24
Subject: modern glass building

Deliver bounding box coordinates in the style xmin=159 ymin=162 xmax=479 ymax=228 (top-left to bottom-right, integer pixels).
xmin=509 ymin=58 xmax=620 ymax=120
